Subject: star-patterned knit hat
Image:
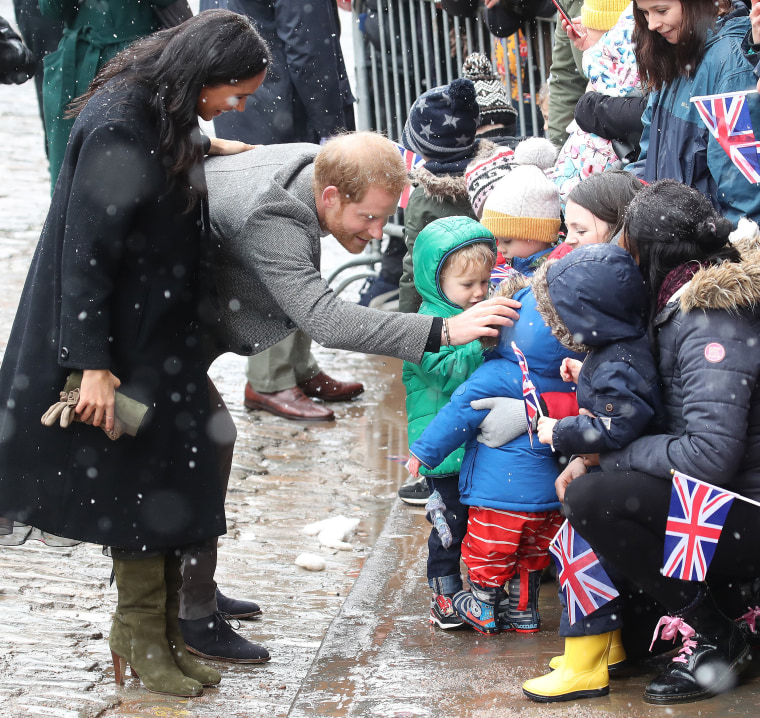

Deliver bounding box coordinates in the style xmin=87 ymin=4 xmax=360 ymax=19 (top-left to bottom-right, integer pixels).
xmin=401 ymin=78 xmax=479 ymax=162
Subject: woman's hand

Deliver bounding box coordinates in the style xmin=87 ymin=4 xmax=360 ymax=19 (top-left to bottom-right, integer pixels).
xmin=406 ymin=455 xmax=421 ymax=478
xmin=445 ymin=296 xmax=520 ymax=345
xmin=579 ymin=453 xmax=600 ymax=468
xmin=555 ymin=456 xmax=587 ymax=502
xmin=207 ymin=138 xmax=259 ymax=156
xmin=76 ymin=369 xmax=121 ymax=433
xmin=752 ymin=0 xmax=760 ymax=46
xmin=537 ymin=416 xmax=557 ymax=445
xmin=560 ymin=357 xmax=583 ymax=384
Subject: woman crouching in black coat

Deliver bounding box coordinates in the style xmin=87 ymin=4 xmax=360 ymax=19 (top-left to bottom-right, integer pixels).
xmin=0 ymin=10 xmax=270 ymax=697
xmin=531 ymin=180 xmax=760 ymax=705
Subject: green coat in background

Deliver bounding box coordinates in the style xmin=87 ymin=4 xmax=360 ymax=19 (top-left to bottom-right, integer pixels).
xmin=402 ymin=216 xmax=495 ymax=478
xmin=40 ymin=0 xmax=171 ymax=189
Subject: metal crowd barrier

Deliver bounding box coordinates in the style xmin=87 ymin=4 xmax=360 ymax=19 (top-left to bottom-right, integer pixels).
xmin=329 ymin=1 xmax=556 ymax=300
xmin=350 ymin=0 xmax=556 ymax=141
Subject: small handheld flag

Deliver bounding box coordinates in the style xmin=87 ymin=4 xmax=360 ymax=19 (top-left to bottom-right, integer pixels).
xmin=549 ymin=520 xmax=619 ymax=625
xmin=691 ymin=90 xmax=760 ymax=184
xmin=511 ymin=341 xmax=543 ymax=447
xmin=662 ymin=471 xmax=735 ymax=582
xmin=393 ymin=143 xmax=426 ymax=208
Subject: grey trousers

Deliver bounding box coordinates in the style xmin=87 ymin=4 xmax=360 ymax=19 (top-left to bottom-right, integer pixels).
xmin=245 ymin=330 xmax=320 ymax=393
xmin=179 ymin=378 xmax=236 ymax=620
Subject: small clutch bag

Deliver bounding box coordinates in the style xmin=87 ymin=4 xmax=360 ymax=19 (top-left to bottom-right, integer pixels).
xmin=41 ymin=371 xmax=150 ymax=441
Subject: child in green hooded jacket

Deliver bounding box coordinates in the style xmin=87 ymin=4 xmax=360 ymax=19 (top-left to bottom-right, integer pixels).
xmin=402 ymin=215 xmax=497 ymax=630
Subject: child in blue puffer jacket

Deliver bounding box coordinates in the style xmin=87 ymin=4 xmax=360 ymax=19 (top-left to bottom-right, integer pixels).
xmin=407 ymin=276 xmax=581 ymax=635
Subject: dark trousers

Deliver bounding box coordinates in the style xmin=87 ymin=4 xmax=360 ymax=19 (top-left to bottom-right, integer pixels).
xmin=425 ymin=474 xmax=468 ymax=595
xmin=565 ymin=469 xmax=760 ymax=615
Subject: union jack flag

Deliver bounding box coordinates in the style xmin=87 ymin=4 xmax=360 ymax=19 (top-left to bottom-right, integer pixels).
xmin=691 ymin=91 xmax=760 ymax=185
xmin=730 ymin=142 xmax=760 ymax=185
xmin=549 ymin=520 xmax=619 ymax=626
xmin=511 ymin=341 xmax=542 ymax=447
xmin=662 ymin=471 xmax=735 ymax=581
xmin=490 ymin=263 xmax=519 ymax=285
xmin=393 ymin=143 xmax=426 ymax=209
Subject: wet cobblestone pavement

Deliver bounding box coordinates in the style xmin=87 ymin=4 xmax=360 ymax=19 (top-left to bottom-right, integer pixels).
xmin=2 ymin=5 xmax=760 ymax=716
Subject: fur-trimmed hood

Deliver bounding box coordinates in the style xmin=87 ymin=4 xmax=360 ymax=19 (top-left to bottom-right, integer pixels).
xmin=410 ymin=164 xmax=469 ymax=203
xmin=679 ymin=232 xmax=760 ymax=314
xmin=533 ymin=244 xmax=647 ymax=354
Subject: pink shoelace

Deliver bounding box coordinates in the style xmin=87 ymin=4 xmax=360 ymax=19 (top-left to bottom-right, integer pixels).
xmin=650 ymin=615 xmax=697 ymax=664
xmin=740 ymin=606 xmax=760 ymax=634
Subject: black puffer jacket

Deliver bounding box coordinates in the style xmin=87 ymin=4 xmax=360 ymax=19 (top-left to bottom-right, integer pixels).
xmin=0 ymin=15 xmax=35 ymax=84
xmin=600 ymin=235 xmax=760 ymax=502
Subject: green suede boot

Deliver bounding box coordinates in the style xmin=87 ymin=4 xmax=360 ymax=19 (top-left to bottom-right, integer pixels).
xmin=164 ymin=552 xmax=222 ymax=686
xmin=109 ymin=553 xmax=203 ymax=697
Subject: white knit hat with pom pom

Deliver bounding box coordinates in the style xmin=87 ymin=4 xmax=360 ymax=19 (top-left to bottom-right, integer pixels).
xmin=480 ymin=137 xmax=560 ymax=244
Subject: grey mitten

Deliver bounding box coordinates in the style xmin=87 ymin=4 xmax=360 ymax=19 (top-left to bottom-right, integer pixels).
xmin=471 ymin=397 xmax=529 ymax=448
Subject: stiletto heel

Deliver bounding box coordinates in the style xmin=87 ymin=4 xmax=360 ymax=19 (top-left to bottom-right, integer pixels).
xmin=111 ymin=650 xmax=127 ymax=685
xmin=108 ymin=554 xmax=203 ymax=697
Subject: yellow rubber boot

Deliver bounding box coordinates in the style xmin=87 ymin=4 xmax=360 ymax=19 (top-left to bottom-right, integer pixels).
xmin=523 ymin=632 xmax=612 ymax=702
xmin=548 ymin=627 xmax=626 ymax=671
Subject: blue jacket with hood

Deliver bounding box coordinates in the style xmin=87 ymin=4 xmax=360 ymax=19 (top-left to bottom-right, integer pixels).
xmin=410 ymin=279 xmax=579 ymax=511
xmin=629 ymin=6 xmax=760 ymax=225
xmin=532 ymin=244 xmax=664 ymax=455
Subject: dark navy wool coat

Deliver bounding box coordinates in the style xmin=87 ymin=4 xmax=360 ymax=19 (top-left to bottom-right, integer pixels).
xmin=0 ymin=80 xmax=225 ymax=549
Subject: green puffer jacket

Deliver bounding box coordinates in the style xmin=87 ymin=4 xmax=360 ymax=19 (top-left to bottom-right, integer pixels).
xmin=402 ymin=216 xmax=496 ymax=477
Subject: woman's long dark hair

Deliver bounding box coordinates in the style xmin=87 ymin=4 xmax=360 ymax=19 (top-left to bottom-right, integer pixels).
xmin=566 ymin=170 xmax=644 ymax=241
xmin=633 ymin=0 xmax=731 ymax=91
xmin=70 ymin=10 xmax=270 ymax=203
xmin=622 ymin=180 xmax=739 ymax=307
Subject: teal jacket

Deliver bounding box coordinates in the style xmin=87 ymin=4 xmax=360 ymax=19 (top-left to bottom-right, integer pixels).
xmin=41 ymin=0 xmax=168 ymax=188
xmin=402 ymin=216 xmax=496 ymax=477
xmin=629 ymin=13 xmax=760 ymax=224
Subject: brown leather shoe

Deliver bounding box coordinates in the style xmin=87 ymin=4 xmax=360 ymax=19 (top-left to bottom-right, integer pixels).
xmin=243 ymin=383 xmax=334 ymax=421
xmin=297 ymin=372 xmax=364 ymax=402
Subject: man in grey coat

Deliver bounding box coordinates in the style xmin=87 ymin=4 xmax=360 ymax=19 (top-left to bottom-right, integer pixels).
xmin=179 ymin=132 xmax=521 ymax=662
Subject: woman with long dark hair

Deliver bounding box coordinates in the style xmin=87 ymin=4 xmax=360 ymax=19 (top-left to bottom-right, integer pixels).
xmin=628 ymin=0 xmax=760 ymax=224
xmin=542 ymin=180 xmax=760 ymax=705
xmin=0 ymin=10 xmax=270 ymax=697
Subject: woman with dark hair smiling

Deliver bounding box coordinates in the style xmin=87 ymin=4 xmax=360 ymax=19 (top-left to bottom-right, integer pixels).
xmin=563 ymin=169 xmax=644 ymax=248
xmin=0 ymin=10 xmax=270 ymax=697
xmin=627 ymin=0 xmax=760 ymax=224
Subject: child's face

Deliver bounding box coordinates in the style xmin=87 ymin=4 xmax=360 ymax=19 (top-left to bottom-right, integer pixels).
xmin=496 ymin=235 xmax=544 ymax=261
xmin=564 ymin=200 xmax=613 ymax=247
xmin=440 ymin=264 xmax=492 ymax=310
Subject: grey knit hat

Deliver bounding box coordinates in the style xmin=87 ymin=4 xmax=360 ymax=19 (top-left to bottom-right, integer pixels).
xmin=401 ymin=78 xmax=479 ymax=162
xmin=461 ymin=53 xmax=517 ymax=130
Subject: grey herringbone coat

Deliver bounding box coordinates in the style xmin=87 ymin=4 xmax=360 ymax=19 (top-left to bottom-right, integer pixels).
xmin=205 ymin=144 xmax=434 ymax=363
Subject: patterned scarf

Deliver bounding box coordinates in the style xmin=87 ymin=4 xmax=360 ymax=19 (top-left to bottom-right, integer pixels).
xmin=656 ymin=261 xmax=710 ymax=315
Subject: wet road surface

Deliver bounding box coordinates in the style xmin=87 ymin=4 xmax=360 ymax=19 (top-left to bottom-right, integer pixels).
xmin=2 ymin=5 xmax=760 ymax=715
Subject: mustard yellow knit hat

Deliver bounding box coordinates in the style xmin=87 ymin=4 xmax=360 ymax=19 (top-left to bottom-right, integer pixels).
xmin=581 ymin=0 xmax=630 ymax=32
xmin=480 ymin=137 xmax=560 ymax=244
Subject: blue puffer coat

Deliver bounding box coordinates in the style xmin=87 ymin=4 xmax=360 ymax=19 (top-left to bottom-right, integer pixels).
xmin=600 ymin=236 xmax=760 ymax=502
xmin=628 ymin=8 xmax=760 ymax=225
xmin=410 ymin=284 xmax=580 ymax=511
xmin=532 ymin=244 xmax=665 ymax=455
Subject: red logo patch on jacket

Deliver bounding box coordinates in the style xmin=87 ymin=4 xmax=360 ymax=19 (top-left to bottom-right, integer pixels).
xmin=704 ymin=343 xmax=726 ymax=363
